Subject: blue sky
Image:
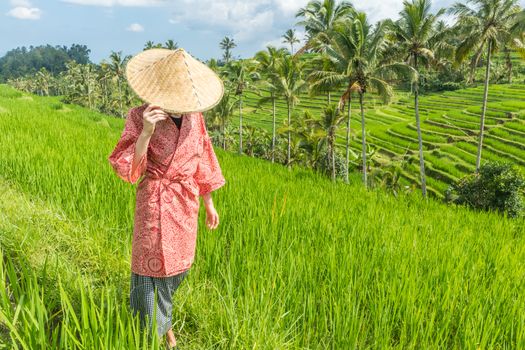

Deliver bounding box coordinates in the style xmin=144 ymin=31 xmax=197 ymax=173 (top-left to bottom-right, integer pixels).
xmin=2 ymin=0 xmax=525 ymax=64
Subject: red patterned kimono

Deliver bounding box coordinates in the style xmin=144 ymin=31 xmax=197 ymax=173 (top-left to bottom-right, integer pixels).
xmin=108 ymin=104 xmax=226 ymax=277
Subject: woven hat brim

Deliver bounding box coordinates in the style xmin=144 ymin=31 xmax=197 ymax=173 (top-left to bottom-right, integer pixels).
xmin=125 ymin=48 xmax=224 ymax=114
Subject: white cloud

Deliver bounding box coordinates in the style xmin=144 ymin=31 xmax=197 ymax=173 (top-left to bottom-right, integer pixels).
xmin=6 ymin=0 xmax=41 ymax=20
xmin=168 ymin=0 xmax=302 ymax=43
xmin=353 ymin=0 xmax=404 ymax=22
xmin=275 ymin=0 xmax=304 ymax=16
xmin=126 ymin=23 xmax=144 ymax=32
xmin=163 ymin=0 xmax=415 ymax=45
xmin=233 ymin=10 xmax=274 ymax=42
xmin=62 ymin=0 xmax=166 ymax=6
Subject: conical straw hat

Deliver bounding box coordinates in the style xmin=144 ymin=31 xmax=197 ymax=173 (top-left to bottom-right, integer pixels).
xmin=125 ymin=48 xmax=224 ymax=114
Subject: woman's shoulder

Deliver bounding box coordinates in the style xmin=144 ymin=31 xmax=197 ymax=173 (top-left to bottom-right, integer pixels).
xmin=189 ymin=112 xmax=206 ymax=132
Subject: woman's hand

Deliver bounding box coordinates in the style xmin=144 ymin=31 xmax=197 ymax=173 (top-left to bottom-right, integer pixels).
xmin=142 ymin=104 xmax=168 ymax=136
xmin=203 ymin=194 xmax=219 ymax=229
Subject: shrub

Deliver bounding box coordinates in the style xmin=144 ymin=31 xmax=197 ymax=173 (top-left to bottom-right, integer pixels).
xmin=445 ymin=161 xmax=525 ymax=218
xmin=314 ymin=148 xmax=348 ymax=179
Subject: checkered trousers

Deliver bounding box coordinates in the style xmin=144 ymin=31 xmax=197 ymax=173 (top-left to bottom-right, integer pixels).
xmin=129 ymin=269 xmax=189 ymax=338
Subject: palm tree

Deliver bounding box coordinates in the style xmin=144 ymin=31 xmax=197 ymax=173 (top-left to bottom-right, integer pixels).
xmin=164 ymin=39 xmax=178 ymax=49
xmin=504 ymin=9 xmax=525 ymax=80
xmin=449 ymin=0 xmax=523 ymax=172
xmin=83 ymin=63 xmax=95 ymax=109
xmin=97 ymin=61 xmax=113 ymax=113
xmin=144 ymin=41 xmax=156 ymax=50
xmin=316 ymin=12 xmax=417 ymax=188
xmin=109 ymin=51 xmax=126 ymax=118
xmin=36 ymin=68 xmax=52 ymax=96
xmin=220 ymin=37 xmax=237 ymax=65
xmin=389 ymin=0 xmax=445 ymax=197
xmin=340 ymin=83 xmax=361 ymax=183
xmin=288 ymin=110 xmax=325 ymax=169
xmin=207 ymin=89 xmax=238 ymax=150
xmin=282 ymin=29 xmax=301 ymax=54
xmin=254 ymin=46 xmax=288 ymax=162
xmin=309 ymin=104 xmax=346 ymax=181
xmin=223 ymin=59 xmax=259 ymax=155
xmin=273 ymin=55 xmax=308 ymax=166
xmin=307 ymin=53 xmax=341 ymax=106
xmin=295 ymin=0 xmax=354 ymax=55
xmin=207 ymin=58 xmax=219 ymax=72
xmin=514 ymin=31 xmax=525 ymax=59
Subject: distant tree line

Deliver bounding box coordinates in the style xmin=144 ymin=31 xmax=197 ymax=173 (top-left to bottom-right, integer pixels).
xmin=0 ymin=44 xmax=91 ymax=83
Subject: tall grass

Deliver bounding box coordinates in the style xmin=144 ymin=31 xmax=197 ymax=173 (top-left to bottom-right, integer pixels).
xmin=0 ymin=84 xmax=525 ymax=348
xmin=0 ymin=247 xmax=163 ymax=349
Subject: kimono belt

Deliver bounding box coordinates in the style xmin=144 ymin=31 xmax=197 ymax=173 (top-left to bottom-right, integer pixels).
xmin=144 ymin=172 xmax=200 ymax=205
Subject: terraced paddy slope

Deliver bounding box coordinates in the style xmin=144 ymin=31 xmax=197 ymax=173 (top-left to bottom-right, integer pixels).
xmin=0 ymin=84 xmax=524 ymax=348
xmin=234 ymin=81 xmax=525 ymax=198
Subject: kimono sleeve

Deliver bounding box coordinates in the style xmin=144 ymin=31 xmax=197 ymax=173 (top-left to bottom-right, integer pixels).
xmin=193 ymin=114 xmax=226 ymax=196
xmin=107 ymin=107 xmax=147 ymax=184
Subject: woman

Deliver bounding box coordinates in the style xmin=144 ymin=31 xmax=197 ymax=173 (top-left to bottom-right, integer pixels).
xmin=107 ymin=48 xmax=226 ymax=349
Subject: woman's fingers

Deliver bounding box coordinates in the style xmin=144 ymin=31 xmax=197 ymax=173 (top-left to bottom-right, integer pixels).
xmin=149 ymin=116 xmax=167 ymax=125
xmin=144 ymin=104 xmax=163 ymax=115
xmin=207 ymin=213 xmax=218 ymax=229
xmin=147 ymin=113 xmax=168 ymax=122
xmin=212 ymin=213 xmax=219 ymax=229
xmin=145 ymin=107 xmax=167 ymax=117
xmin=146 ymin=115 xmax=165 ymax=123
xmin=146 ymin=110 xmax=168 ymax=119
xmin=149 ymin=113 xmax=168 ymax=121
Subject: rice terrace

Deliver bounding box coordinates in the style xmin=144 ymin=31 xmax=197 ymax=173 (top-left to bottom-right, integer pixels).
xmin=1 ymin=0 xmax=525 ymax=349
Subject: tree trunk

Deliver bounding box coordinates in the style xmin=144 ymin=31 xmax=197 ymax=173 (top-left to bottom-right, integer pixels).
xmin=359 ymin=92 xmax=367 ymax=188
xmin=345 ymin=95 xmax=352 ymax=184
xmin=327 ymin=91 xmax=331 ymax=104
xmin=117 ymin=77 xmax=123 ymax=119
xmin=105 ymin=79 xmax=109 ymax=111
xmin=86 ymin=68 xmax=92 ymax=109
xmin=331 ymin=129 xmax=336 ymax=182
xmin=222 ymin=118 xmax=226 ymax=150
xmin=476 ymin=41 xmax=491 ymax=172
xmin=468 ymin=48 xmax=483 ymax=84
xmin=272 ymin=94 xmax=276 ymax=163
xmin=414 ymin=54 xmax=427 ymax=198
xmin=287 ymin=101 xmax=291 ymax=167
xmin=505 ymin=46 xmax=512 ymax=83
xmin=239 ymin=95 xmax=243 ymax=155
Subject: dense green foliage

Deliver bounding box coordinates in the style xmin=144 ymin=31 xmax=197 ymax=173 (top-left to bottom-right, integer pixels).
xmin=446 ymin=161 xmax=525 ymax=218
xmin=0 ymin=44 xmax=91 ymax=82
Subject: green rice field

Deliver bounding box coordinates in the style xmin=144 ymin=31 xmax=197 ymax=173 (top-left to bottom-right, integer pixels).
xmin=233 ymin=69 xmax=525 ymax=198
xmin=0 ymin=84 xmax=525 ymax=348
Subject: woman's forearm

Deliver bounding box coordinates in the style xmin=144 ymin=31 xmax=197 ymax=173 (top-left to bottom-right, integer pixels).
xmin=202 ymin=192 xmax=213 ymax=207
xmin=131 ymin=131 xmax=152 ymax=175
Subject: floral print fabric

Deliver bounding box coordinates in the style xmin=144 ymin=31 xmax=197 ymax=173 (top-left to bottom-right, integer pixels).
xmin=108 ymin=104 xmax=226 ymax=277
